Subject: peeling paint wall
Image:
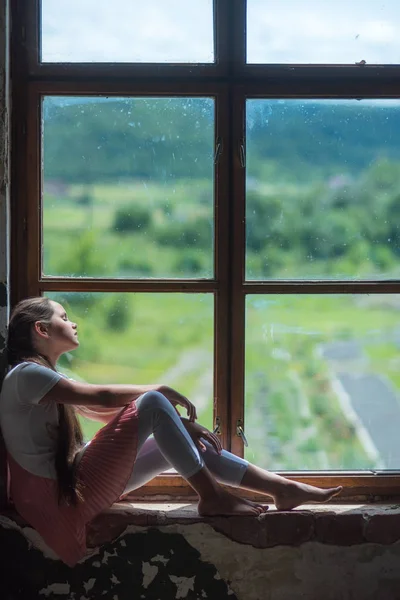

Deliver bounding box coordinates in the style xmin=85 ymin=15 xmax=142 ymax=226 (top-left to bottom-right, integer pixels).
xmin=2 ymin=518 xmax=400 ymax=600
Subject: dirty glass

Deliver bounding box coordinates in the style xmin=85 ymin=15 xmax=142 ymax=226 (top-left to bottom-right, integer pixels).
xmin=42 ymin=96 xmax=214 ymax=279
xmin=246 ymin=98 xmax=400 ymax=280
xmin=247 ymin=0 xmax=400 ymax=64
xmin=245 ymin=294 xmax=400 ymax=471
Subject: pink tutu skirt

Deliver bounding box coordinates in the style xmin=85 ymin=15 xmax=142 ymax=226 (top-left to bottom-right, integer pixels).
xmin=8 ymin=400 xmax=138 ymax=567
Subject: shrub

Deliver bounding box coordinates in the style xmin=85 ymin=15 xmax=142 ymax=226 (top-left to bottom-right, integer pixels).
xmin=57 ymin=231 xmax=107 ymax=277
xmin=173 ymin=251 xmax=204 ymax=275
xmin=113 ymin=204 xmax=152 ymax=233
xmin=154 ymin=218 xmax=212 ymax=249
xmin=105 ymin=298 xmax=131 ymax=331
xmin=118 ymin=257 xmax=153 ymax=276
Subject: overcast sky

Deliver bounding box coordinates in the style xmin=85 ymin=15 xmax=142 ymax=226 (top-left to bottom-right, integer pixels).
xmin=41 ymin=0 xmax=400 ymax=65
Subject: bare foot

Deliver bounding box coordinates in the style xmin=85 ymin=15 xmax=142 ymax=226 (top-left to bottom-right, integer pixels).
xmin=198 ymin=489 xmax=264 ymax=517
xmin=242 ymin=497 xmax=269 ymax=514
xmin=274 ymin=482 xmax=342 ymax=511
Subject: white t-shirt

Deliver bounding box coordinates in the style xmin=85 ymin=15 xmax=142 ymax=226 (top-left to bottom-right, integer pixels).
xmin=0 ymin=362 xmax=62 ymax=479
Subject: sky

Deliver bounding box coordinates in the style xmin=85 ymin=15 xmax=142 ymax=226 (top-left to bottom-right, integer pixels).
xmin=41 ymin=0 xmax=400 ymax=65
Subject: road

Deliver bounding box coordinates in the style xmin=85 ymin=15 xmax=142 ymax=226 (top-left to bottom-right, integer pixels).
xmin=321 ymin=341 xmax=400 ymax=469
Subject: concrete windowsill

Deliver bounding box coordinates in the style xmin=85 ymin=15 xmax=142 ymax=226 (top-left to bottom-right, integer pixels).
xmin=85 ymin=501 xmax=400 ymax=549
xmin=3 ymin=501 xmax=400 ymax=550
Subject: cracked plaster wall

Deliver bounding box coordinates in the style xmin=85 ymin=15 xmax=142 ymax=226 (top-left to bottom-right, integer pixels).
xmin=2 ymin=518 xmax=400 ymax=600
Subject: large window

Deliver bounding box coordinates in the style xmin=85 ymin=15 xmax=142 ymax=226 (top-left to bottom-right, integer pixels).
xmin=11 ymin=0 xmax=400 ymax=498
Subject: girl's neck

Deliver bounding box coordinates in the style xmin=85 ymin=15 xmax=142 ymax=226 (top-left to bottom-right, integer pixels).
xmin=25 ymin=354 xmax=57 ymax=372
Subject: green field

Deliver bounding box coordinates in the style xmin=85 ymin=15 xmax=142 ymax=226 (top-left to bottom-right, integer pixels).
xmin=43 ymin=181 xmax=214 ymax=280
xmin=44 ymin=180 xmax=400 ymax=471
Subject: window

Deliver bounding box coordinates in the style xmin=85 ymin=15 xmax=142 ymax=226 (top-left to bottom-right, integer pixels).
xmin=11 ymin=0 xmax=400 ymax=498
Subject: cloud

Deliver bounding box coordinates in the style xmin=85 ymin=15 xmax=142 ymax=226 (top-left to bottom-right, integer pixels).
xmin=41 ymin=0 xmax=400 ymax=65
xmin=247 ymin=0 xmax=400 ymax=64
xmin=41 ymin=0 xmax=213 ymax=62
xmin=358 ymin=20 xmax=396 ymax=44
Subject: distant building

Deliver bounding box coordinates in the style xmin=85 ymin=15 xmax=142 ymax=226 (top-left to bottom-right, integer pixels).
xmin=327 ymin=174 xmax=353 ymax=190
xmin=43 ymin=179 xmax=70 ymax=196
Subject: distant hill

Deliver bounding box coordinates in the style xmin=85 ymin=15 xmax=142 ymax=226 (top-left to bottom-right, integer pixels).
xmin=43 ymin=97 xmax=400 ymax=184
xmin=247 ymin=100 xmax=400 ymax=182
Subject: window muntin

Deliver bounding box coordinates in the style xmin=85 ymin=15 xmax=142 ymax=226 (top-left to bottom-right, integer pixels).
xmin=47 ymin=291 xmax=214 ymax=439
xmin=40 ymin=0 xmax=214 ymax=64
xmin=245 ymin=293 xmax=400 ymax=470
xmin=247 ymin=0 xmax=400 ymax=65
xmin=246 ymin=98 xmax=400 ymax=281
xmin=42 ymin=96 xmax=215 ymax=279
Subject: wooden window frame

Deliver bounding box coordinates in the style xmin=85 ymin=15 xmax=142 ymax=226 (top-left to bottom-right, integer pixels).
xmin=10 ymin=0 xmax=400 ymax=500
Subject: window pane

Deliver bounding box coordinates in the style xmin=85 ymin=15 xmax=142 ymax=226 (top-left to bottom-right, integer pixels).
xmin=246 ymin=99 xmax=400 ymax=280
xmin=247 ymin=0 xmax=400 ymax=64
xmin=245 ymin=294 xmax=400 ymax=471
xmin=41 ymin=0 xmax=214 ymax=63
xmin=42 ymin=97 xmax=214 ymax=279
xmin=47 ymin=292 xmax=214 ymax=440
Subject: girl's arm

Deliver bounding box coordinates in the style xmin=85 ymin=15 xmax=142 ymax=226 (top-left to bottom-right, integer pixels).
xmin=41 ymin=378 xmax=164 ymax=408
xmin=40 ymin=378 xmax=197 ymax=420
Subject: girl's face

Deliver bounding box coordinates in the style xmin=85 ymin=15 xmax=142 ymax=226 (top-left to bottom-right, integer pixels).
xmin=47 ymin=301 xmax=79 ymax=354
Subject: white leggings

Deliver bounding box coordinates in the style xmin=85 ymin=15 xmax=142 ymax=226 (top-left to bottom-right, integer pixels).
xmin=121 ymin=391 xmax=249 ymax=494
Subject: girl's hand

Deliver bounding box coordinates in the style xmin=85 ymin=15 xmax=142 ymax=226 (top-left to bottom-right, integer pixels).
xmin=159 ymin=386 xmax=197 ymax=421
xmin=181 ymin=419 xmax=222 ymax=455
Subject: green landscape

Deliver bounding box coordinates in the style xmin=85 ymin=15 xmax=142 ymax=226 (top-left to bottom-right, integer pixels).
xmin=44 ymin=96 xmax=400 ymax=470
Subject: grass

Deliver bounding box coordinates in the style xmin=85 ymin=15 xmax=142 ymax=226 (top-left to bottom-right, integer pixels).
xmin=365 ymin=343 xmax=400 ymax=389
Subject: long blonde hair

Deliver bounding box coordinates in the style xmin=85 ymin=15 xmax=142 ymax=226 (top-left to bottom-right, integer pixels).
xmin=6 ymin=297 xmax=84 ymax=505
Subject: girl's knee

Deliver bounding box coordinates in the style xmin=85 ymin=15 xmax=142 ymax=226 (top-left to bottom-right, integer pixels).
xmin=137 ymin=390 xmax=171 ymax=413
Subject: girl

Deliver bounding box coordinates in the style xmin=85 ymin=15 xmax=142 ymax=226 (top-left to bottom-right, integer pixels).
xmin=0 ymin=297 xmax=341 ymax=567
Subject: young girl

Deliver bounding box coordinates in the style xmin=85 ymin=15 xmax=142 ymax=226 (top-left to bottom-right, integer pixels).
xmin=0 ymin=297 xmax=341 ymax=567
